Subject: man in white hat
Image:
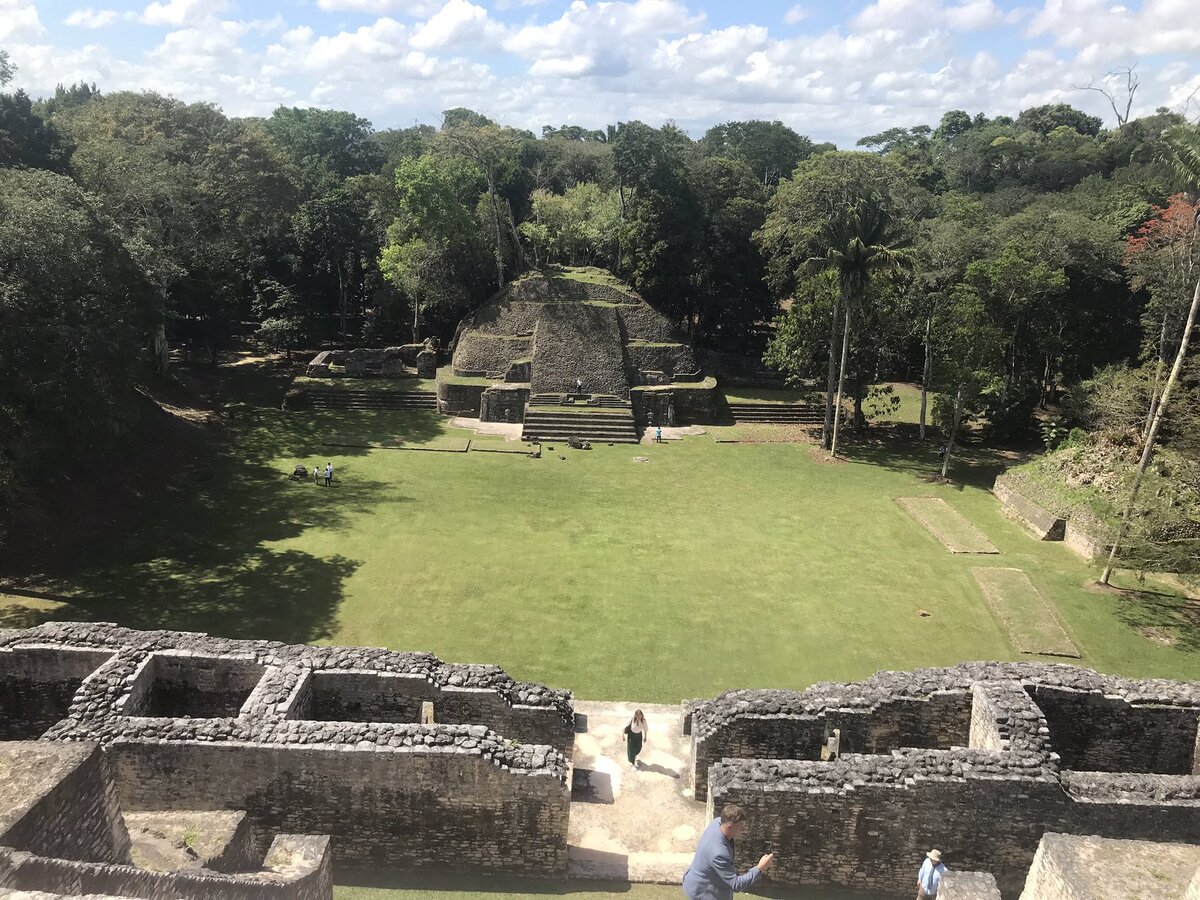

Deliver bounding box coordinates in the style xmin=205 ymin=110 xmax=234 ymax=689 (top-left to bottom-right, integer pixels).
xmin=916 ymin=849 xmax=946 ymax=899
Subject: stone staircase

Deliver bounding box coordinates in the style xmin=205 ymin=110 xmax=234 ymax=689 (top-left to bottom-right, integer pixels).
xmin=522 ymin=399 xmax=639 ymax=444
xmin=726 ymin=401 xmax=823 ymax=425
xmin=305 ymin=389 xmax=438 ymax=411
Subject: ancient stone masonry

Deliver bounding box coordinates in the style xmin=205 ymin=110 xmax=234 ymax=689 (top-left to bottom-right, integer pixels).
xmin=0 ymin=622 xmax=574 ymax=879
xmin=689 ymin=662 xmax=1200 ymax=897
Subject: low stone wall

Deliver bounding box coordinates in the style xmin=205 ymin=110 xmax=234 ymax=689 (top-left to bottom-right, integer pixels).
xmin=631 ymin=391 xmax=674 ymax=428
xmin=111 ymin=737 xmax=569 ymax=873
xmin=993 ymin=476 xmax=1066 ymax=541
xmin=437 ymin=379 xmax=487 ymax=416
xmin=1063 ymin=521 xmax=1111 ymax=562
xmin=0 ymin=834 xmax=332 ymax=900
xmin=0 ymin=742 xmax=131 ymax=866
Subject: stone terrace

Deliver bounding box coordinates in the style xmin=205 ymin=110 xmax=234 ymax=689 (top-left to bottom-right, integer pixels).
xmin=687 ymin=662 xmax=1200 ymax=896
xmin=0 ymin=622 xmax=574 ymax=876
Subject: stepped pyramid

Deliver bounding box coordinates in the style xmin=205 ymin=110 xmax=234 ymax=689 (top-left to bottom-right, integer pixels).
xmin=442 ymin=268 xmax=708 ymax=441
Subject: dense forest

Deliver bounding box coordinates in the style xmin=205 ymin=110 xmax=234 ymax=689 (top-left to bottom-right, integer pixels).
xmin=0 ymin=44 xmax=1197 ymax=576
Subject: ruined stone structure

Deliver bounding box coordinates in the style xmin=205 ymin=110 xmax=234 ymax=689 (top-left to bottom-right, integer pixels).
xmin=439 ymin=268 xmax=716 ymax=438
xmin=306 ymin=341 xmax=439 ymax=380
xmin=4 ymin=623 xmax=1198 ymax=899
xmin=0 ymin=622 xmax=573 ymax=899
xmin=685 ymin=662 xmax=1200 ymax=897
xmin=1017 ymin=833 xmax=1200 ymax=899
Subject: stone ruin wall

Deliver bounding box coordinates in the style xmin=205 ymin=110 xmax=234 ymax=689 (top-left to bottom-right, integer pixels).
xmin=689 ymin=662 xmax=1200 ymax=897
xmin=0 ymin=623 xmax=574 ymax=881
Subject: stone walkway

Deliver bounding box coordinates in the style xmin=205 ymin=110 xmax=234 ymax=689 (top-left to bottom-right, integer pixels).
xmin=568 ymin=701 xmax=707 ymax=883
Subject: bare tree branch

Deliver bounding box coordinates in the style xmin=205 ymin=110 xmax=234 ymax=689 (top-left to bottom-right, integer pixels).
xmin=1075 ymin=64 xmax=1140 ymax=127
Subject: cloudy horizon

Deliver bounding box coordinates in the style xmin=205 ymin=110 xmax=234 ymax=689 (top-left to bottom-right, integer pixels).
xmin=2 ymin=0 xmax=1198 ymax=146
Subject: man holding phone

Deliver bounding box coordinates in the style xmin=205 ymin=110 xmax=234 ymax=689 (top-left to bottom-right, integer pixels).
xmin=682 ymin=804 xmax=774 ymax=899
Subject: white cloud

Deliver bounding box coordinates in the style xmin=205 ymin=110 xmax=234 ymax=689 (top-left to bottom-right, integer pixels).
xmin=529 ymin=54 xmax=593 ymax=76
xmin=410 ymin=0 xmax=500 ymax=50
xmin=0 ymin=0 xmax=46 ymax=42
xmin=784 ymin=4 xmax=806 ymax=24
xmin=137 ymin=0 xmax=228 ymax=27
xmin=65 ymin=8 xmax=118 ymax=28
xmin=315 ymin=0 xmax=444 ymax=14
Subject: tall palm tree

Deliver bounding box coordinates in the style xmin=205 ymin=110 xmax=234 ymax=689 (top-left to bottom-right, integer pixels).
xmin=1100 ymin=123 xmax=1200 ymax=584
xmin=807 ymin=197 xmax=913 ymax=457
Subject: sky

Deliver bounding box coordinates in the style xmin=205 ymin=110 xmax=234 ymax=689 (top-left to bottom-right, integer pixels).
xmin=2 ymin=0 xmax=1199 ymax=147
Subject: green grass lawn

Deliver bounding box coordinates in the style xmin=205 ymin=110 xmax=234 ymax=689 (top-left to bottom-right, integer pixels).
xmin=8 ymin=361 xmax=1198 ymax=700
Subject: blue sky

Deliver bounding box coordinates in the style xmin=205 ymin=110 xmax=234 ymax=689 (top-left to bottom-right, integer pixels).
xmin=4 ymin=0 xmax=1198 ymax=146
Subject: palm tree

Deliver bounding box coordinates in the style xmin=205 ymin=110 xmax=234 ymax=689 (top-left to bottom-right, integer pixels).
xmin=1100 ymin=123 xmax=1200 ymax=584
xmin=807 ymin=197 xmax=913 ymax=457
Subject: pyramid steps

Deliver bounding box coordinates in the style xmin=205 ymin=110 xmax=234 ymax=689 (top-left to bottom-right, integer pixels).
xmin=726 ymin=402 xmax=823 ymax=424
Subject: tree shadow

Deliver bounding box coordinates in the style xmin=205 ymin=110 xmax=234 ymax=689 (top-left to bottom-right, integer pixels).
xmin=1111 ymin=589 xmax=1200 ymax=654
xmin=836 ymin=427 xmax=1013 ymax=492
xmin=3 ymin=361 xmax=420 ymax=646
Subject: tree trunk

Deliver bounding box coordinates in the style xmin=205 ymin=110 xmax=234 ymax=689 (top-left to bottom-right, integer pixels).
xmin=487 ymin=170 xmax=505 ymax=288
xmin=829 ymin=302 xmax=853 ymax=458
xmin=153 ymin=321 xmax=170 ymax=375
xmin=1101 ymin=274 xmax=1200 ymax=584
xmin=337 ymin=260 xmax=347 ymax=348
xmin=920 ymin=315 xmax=932 ymax=441
xmin=412 ymin=296 xmax=420 ymax=345
xmin=823 ymin=296 xmax=840 ymax=450
xmin=941 ymin=383 xmax=965 ymax=479
xmin=1143 ymin=309 xmax=1170 ymax=440
xmin=506 ymin=199 xmax=524 ymax=274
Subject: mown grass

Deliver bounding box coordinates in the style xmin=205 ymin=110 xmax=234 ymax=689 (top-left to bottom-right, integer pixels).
xmin=8 ymin=361 xmax=1198 ymax=702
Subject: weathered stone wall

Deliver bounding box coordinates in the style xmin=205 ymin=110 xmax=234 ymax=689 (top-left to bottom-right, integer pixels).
xmin=0 ymin=647 xmax=114 ymax=740
xmin=691 ymin=687 xmax=974 ymax=799
xmin=710 ymin=755 xmax=1069 ymax=896
xmin=625 ymin=344 xmax=699 ymax=383
xmin=1028 ymin=684 xmax=1199 ymax=774
xmin=1018 ymin=833 xmax=1200 ymax=900
xmin=940 ymin=871 xmax=1003 ymax=899
xmin=111 ymin=738 xmax=568 ymax=873
xmin=122 ymin=653 xmax=265 ymax=719
xmin=480 ymin=386 xmax=529 ymax=424
xmin=631 ymin=391 xmax=674 ymax=428
xmin=617 ymin=304 xmax=683 ymax=344
xmin=436 ymin=379 xmax=486 ymax=416
xmin=1063 ymin=521 xmax=1111 ymax=562
xmin=296 ymin=671 xmax=426 ymax=724
xmin=693 ymin=664 xmax=1200 ymax=897
xmin=453 ymin=334 xmax=532 ymax=378
xmin=530 ymin=303 xmax=628 ymax=398
xmin=993 ymin=476 xmax=1067 ymax=541
xmin=0 ymin=742 xmax=131 ymax=866
xmin=0 ymin=834 xmax=333 ymax=900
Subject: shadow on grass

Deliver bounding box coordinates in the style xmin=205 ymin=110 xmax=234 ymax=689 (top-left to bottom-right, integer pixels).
xmin=335 ymin=871 xmax=892 ymax=899
xmin=1112 ymin=589 xmax=1200 ymax=654
xmin=836 ymin=426 xmax=1012 ymax=492
xmin=4 ymin=361 xmax=423 ymax=646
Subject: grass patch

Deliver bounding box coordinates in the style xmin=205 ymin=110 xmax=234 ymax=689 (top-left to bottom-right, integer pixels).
xmin=971 ymin=567 xmax=1080 ymax=657
xmin=721 ymin=387 xmax=818 ymax=405
xmin=436 ymin=367 xmax=497 ymax=387
xmin=709 ymin=423 xmax=815 ymax=443
xmin=0 ymin=592 xmax=84 ymax=628
xmin=294 ymin=376 xmax=440 ymax=394
xmin=631 ymin=376 xmax=718 ymax=393
xmin=7 ymin=361 xmax=1199 ymax=707
xmin=897 ymin=497 xmax=1000 ymax=554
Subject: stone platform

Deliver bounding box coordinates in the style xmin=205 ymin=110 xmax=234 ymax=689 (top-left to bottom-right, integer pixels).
xmin=568 ymin=701 xmax=707 ymax=883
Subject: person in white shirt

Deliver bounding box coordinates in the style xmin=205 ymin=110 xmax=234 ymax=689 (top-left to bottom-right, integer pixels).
xmin=916 ymin=848 xmax=946 ymax=898
xmin=324 ymin=462 xmax=334 ymax=486
xmin=624 ymin=709 xmax=648 ymax=768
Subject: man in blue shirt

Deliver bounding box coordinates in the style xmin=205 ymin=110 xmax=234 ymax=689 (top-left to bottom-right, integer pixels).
xmin=916 ymin=848 xmax=947 ymax=898
xmin=682 ymin=804 xmax=774 ymax=899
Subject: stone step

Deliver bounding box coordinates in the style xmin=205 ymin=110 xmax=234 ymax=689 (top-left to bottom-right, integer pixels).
xmin=307 ymin=391 xmax=438 ymax=411
xmin=726 ymin=403 xmax=822 ymax=423
xmin=524 ymin=414 xmax=636 ymax=426
xmin=523 ymin=427 xmax=640 ymax=444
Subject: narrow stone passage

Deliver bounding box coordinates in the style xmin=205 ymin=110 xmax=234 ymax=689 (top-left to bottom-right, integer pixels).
xmin=567 ymin=700 xmax=708 ymax=883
